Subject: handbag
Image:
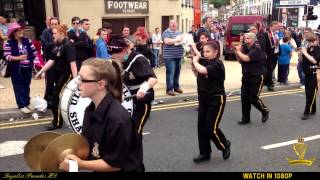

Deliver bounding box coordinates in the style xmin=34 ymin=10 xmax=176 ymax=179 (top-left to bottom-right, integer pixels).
xmin=0 ymin=58 xmax=10 ymax=78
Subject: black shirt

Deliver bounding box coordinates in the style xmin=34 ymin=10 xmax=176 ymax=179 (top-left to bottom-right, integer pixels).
xmin=82 ymin=94 xmax=142 ymax=171
xmin=41 ymin=28 xmax=54 ymax=59
xmin=123 ymin=51 xmax=157 ymax=102
xmin=197 ymin=58 xmax=225 ymax=97
xmin=302 ymin=45 xmax=320 ymax=75
xmin=240 ymin=43 xmax=265 ymax=76
xmin=67 ymin=30 xmax=93 ymax=61
xmin=50 ymin=38 xmax=76 ymax=73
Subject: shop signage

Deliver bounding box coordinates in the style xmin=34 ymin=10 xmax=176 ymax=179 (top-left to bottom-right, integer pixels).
xmin=105 ymin=0 xmax=149 ymax=13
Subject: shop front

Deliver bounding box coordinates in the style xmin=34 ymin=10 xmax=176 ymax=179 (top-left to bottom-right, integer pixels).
xmin=46 ymin=0 xmax=181 ymax=37
xmin=0 ymin=0 xmax=46 ymax=39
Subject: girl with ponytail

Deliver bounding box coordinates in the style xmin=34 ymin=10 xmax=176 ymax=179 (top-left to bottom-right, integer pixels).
xmin=59 ymin=58 xmax=143 ymax=172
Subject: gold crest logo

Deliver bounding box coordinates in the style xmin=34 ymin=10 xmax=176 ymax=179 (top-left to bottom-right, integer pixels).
xmin=128 ymin=71 xmax=136 ymax=80
xmin=91 ymin=142 xmax=100 ymax=158
xmin=287 ymin=137 xmax=315 ymax=166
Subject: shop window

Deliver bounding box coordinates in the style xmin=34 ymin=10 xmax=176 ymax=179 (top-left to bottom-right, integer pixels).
xmin=0 ymin=0 xmax=25 ymax=19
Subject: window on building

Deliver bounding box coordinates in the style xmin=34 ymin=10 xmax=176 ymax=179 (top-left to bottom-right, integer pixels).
xmin=0 ymin=0 xmax=25 ymax=19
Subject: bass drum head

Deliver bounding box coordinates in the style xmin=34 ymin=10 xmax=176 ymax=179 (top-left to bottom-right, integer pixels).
xmin=60 ymin=79 xmax=134 ymax=133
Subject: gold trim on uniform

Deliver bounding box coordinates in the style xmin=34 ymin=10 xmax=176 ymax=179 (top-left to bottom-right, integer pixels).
xmin=309 ymin=87 xmax=318 ymax=113
xmin=257 ymin=75 xmax=269 ymax=112
xmin=212 ymin=95 xmax=225 ymax=149
xmin=138 ymin=104 xmax=149 ymax=134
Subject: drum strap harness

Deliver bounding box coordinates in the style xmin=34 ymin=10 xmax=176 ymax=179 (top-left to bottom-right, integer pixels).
xmin=123 ymin=54 xmax=150 ymax=93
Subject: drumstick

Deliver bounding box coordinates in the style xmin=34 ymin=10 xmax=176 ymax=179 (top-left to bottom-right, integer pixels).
xmin=123 ymin=92 xmax=151 ymax=100
xmin=124 ymin=94 xmax=137 ymax=100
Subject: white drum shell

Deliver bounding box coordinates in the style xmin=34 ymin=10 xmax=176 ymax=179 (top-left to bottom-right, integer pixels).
xmin=60 ymin=79 xmax=134 ymax=133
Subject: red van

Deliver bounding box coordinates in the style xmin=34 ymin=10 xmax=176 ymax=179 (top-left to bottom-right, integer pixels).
xmin=223 ymin=15 xmax=267 ymax=60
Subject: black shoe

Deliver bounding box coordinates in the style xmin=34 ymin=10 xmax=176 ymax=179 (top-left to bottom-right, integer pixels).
xmin=222 ymin=140 xmax=231 ymax=160
xmin=267 ymin=86 xmax=274 ymax=92
xmin=193 ymin=154 xmax=210 ymax=163
xmin=262 ymin=111 xmax=269 ymax=123
xmin=238 ymin=120 xmax=250 ymax=125
xmin=301 ymin=114 xmax=309 ymax=120
xmin=45 ymin=124 xmax=61 ymax=130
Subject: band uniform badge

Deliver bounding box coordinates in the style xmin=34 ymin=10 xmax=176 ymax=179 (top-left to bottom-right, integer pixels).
xmin=128 ymin=71 xmax=135 ymax=80
xmin=91 ymin=142 xmax=100 ymax=158
xmin=287 ymin=137 xmax=315 ymax=166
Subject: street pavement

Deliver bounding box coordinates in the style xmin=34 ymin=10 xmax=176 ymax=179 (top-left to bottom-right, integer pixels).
xmin=0 ymin=89 xmax=319 ymax=172
xmin=0 ymin=54 xmax=302 ymax=121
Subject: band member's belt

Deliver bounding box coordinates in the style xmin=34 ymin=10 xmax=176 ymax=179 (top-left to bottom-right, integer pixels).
xmin=127 ymin=84 xmax=142 ymax=90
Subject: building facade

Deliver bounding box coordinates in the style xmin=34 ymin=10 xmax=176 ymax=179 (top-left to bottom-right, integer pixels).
xmin=44 ymin=0 xmax=194 ymax=37
xmin=0 ymin=0 xmax=46 ymax=39
xmin=180 ymin=0 xmax=194 ymax=33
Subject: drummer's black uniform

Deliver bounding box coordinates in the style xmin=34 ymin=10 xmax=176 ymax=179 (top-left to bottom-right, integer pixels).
xmin=123 ymin=51 xmax=156 ymax=171
xmin=197 ymin=58 xmax=229 ymax=155
xmin=49 ymin=38 xmax=75 ymax=128
xmin=82 ymin=94 xmax=142 ymax=171
xmin=123 ymin=51 xmax=156 ymax=134
xmin=240 ymin=43 xmax=269 ymax=123
xmin=302 ymin=45 xmax=320 ymax=116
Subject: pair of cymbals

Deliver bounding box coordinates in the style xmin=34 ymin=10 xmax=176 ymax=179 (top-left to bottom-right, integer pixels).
xmin=24 ymin=132 xmax=89 ymax=172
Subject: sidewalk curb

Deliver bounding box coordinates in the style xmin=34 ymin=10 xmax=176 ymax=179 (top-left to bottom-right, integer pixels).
xmin=0 ymin=83 xmax=302 ymax=122
xmin=153 ymin=82 xmax=302 ymax=104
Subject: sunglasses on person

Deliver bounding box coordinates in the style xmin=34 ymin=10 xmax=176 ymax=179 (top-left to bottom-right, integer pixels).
xmin=72 ymin=22 xmax=80 ymax=25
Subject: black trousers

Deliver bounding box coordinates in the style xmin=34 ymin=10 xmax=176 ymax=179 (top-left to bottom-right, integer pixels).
xmin=197 ymin=95 xmax=228 ymax=155
xmin=132 ymin=101 xmax=151 ymax=172
xmin=241 ymin=75 xmax=269 ymax=122
xmin=304 ymin=75 xmax=318 ymax=115
xmin=278 ymin=64 xmax=289 ymax=83
xmin=265 ymin=52 xmax=278 ymax=87
xmin=133 ymin=102 xmax=152 ymax=135
xmin=51 ymin=73 xmax=72 ymax=127
xmin=44 ymin=68 xmax=55 ymax=109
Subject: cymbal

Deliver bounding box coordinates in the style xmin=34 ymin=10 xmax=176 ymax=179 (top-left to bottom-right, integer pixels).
xmin=24 ymin=132 xmax=61 ymax=171
xmin=40 ymin=133 xmax=89 ymax=172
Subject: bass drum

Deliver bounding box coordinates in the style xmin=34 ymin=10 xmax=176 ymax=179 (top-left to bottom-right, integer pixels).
xmin=60 ymin=78 xmax=134 ymax=134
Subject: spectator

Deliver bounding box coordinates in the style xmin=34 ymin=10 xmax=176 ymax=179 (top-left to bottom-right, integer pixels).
xmin=0 ymin=16 xmax=8 ymax=36
xmin=68 ymin=16 xmax=92 ymax=70
xmin=152 ymin=27 xmax=163 ymax=67
xmin=162 ymin=19 xmax=184 ymax=96
xmin=194 ymin=15 xmax=213 ymax=43
xmin=3 ymin=22 xmax=37 ymax=113
xmin=95 ymin=28 xmax=111 ymax=59
xmin=80 ymin=18 xmax=94 ymax=58
xmin=102 ymin=22 xmax=112 ymax=43
xmin=188 ymin=24 xmax=197 ymax=42
xmin=41 ymin=17 xmax=59 ymax=107
xmin=278 ymin=37 xmax=292 ymax=85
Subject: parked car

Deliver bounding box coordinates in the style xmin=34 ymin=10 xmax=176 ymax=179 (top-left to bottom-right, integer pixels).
xmin=223 ymin=15 xmax=267 ymax=60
